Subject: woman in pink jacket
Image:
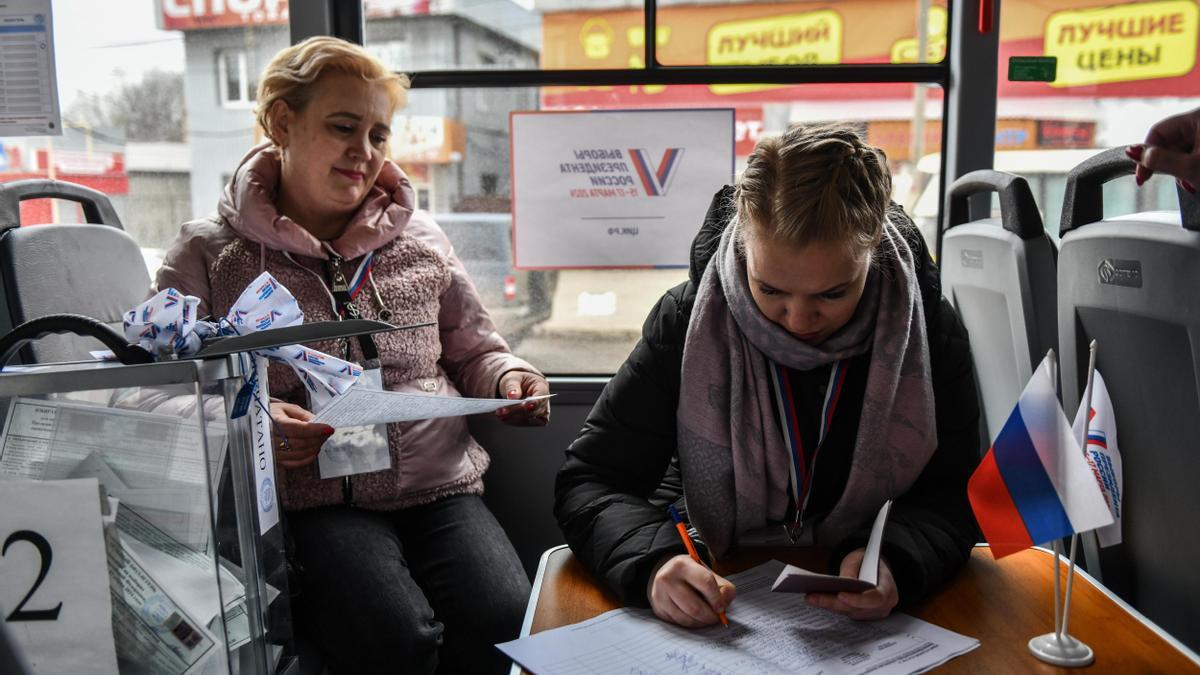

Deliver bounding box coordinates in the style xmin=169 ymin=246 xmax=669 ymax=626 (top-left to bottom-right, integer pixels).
xmin=153 ymin=36 xmax=549 ymax=674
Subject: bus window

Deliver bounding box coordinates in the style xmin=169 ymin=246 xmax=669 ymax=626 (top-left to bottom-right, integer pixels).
xmin=1 ymin=1 xmax=268 ymax=281
xmin=8 ymin=1 xmax=955 ymax=377
xmin=379 ymin=84 xmax=942 ymax=374
xmin=994 ymin=0 xmax=1200 ymax=232
xmin=366 ymin=1 xmax=952 ymax=374
xmin=913 ymin=146 xmax=1194 ymax=249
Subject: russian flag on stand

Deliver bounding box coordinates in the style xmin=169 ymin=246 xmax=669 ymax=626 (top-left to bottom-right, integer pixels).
xmin=968 ymin=355 xmax=1115 ymax=559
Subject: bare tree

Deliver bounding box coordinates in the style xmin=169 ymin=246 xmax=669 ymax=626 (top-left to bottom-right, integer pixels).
xmin=67 ymin=69 xmax=186 ymax=143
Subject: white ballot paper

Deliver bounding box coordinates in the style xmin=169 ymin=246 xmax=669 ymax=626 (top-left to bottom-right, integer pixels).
xmin=71 ymin=451 xmax=214 ymax=554
xmin=2 ymin=398 xmax=227 ymax=555
xmin=311 ymin=390 xmax=553 ymax=427
xmin=498 ymin=560 xmax=978 ymax=675
xmin=106 ymin=526 xmax=222 ymax=675
xmin=113 ymin=504 xmax=272 ymax=653
xmin=772 ymin=500 xmax=893 ymax=595
xmin=0 ymin=397 xmax=224 ymax=490
xmin=0 ymin=478 xmax=119 ymax=675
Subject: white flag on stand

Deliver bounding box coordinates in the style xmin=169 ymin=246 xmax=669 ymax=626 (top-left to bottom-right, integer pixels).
xmin=1072 ymin=370 xmax=1123 ymax=547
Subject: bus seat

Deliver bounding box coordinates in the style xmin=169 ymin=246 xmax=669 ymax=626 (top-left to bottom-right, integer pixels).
xmin=1058 ymin=146 xmax=1200 ymax=651
xmin=0 ymin=179 xmax=148 ymax=364
xmin=939 ymin=169 xmax=1058 ymax=446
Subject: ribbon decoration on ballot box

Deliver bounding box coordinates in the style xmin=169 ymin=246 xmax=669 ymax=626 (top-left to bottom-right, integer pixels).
xmin=123 ymin=271 xmax=362 ymax=400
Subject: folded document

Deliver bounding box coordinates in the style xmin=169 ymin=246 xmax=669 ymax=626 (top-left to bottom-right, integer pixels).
xmin=771 ymin=500 xmax=892 ymax=595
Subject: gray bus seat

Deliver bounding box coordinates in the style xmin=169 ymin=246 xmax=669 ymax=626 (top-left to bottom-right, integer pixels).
xmin=1058 ymin=146 xmax=1200 ymax=651
xmin=0 ymin=179 xmax=148 ymax=364
xmin=939 ymin=170 xmax=1057 ymax=445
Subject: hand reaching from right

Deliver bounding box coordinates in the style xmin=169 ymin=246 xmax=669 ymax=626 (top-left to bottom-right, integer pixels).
xmin=1128 ymin=106 xmax=1200 ymax=193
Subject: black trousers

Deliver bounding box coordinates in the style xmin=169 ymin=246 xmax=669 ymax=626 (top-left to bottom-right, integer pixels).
xmin=288 ymin=495 xmax=530 ymax=674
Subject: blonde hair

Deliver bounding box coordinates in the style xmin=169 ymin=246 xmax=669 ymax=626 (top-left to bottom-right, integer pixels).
xmin=735 ymin=123 xmax=892 ymax=256
xmin=255 ymin=36 xmax=410 ymax=144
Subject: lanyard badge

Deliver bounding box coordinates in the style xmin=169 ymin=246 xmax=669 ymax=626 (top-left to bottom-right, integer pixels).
xmin=312 ymin=251 xmax=393 ymax=479
xmin=769 ymin=359 xmax=848 ymax=543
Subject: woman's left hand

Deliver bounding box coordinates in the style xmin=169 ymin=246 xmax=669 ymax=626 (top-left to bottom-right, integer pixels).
xmin=495 ymin=370 xmax=551 ymax=426
xmin=804 ymin=548 xmax=899 ymax=620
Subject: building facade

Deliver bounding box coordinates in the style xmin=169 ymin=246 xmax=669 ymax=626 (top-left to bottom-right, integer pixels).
xmin=164 ymin=1 xmax=539 ymax=219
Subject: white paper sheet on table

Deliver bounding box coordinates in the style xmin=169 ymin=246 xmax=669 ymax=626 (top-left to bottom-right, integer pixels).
xmin=498 ymin=560 xmax=979 ymax=675
xmin=311 ymin=390 xmax=553 ymax=427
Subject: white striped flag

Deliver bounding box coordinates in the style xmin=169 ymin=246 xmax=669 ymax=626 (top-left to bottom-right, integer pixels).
xmin=1072 ymin=370 xmax=1123 ymax=547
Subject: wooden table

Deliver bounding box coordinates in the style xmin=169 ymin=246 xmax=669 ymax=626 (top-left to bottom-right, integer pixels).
xmin=512 ymin=545 xmax=1200 ymax=674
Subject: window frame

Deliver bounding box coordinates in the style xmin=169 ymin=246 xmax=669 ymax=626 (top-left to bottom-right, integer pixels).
xmin=216 ymin=48 xmax=256 ymax=109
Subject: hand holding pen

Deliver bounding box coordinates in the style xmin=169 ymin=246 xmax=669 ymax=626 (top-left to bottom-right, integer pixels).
xmin=645 ymin=505 xmax=736 ymax=628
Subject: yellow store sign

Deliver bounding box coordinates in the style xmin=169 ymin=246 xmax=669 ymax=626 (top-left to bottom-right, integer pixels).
xmin=1045 ymin=0 xmax=1198 ymax=87
xmin=890 ymin=6 xmax=948 ymax=63
xmin=707 ymin=10 xmax=842 ymax=93
xmin=707 ymin=10 xmax=842 ymax=65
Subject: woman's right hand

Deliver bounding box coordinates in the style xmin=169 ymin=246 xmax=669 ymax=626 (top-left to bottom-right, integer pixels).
xmin=647 ymin=554 xmax=737 ymax=628
xmin=1128 ymin=106 xmax=1200 ymax=191
xmin=269 ymin=400 xmax=335 ymax=469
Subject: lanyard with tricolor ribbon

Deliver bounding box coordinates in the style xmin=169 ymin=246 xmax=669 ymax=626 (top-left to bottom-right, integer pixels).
xmin=332 ymin=250 xmax=384 ymax=362
xmin=285 ymin=246 xmax=392 ymax=363
xmin=329 ymin=250 xmax=375 ymax=313
xmin=343 ymin=250 xmax=374 ymax=305
xmin=768 ymin=359 xmax=849 ymax=542
xmin=281 ymin=249 xmax=389 ymax=319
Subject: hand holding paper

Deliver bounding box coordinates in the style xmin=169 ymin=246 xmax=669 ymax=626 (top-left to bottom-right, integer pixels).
xmin=269 ymin=401 xmax=334 ymax=469
xmin=772 ymin=500 xmax=894 ymax=597
xmin=495 ymin=370 xmax=551 ymax=426
xmin=806 ymin=547 xmax=901 ymax=620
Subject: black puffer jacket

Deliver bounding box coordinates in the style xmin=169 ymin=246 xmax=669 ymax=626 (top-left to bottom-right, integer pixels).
xmin=555 ymin=187 xmax=982 ymax=608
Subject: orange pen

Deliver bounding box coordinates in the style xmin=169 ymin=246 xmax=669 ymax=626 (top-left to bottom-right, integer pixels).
xmin=667 ymin=505 xmax=728 ymax=627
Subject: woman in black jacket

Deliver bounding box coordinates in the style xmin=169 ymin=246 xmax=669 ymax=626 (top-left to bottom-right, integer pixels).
xmin=554 ymin=123 xmax=982 ymax=628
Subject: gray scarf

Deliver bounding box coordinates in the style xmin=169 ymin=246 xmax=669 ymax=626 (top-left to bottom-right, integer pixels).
xmin=676 ymin=219 xmax=936 ymax=557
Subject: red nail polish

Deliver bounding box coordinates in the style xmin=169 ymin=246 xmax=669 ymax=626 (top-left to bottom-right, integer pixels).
xmin=1136 ymin=175 xmax=1145 ymax=186
xmin=1125 ymin=145 xmax=1144 ymax=161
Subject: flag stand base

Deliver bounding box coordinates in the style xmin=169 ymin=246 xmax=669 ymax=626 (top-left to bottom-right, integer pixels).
xmin=1028 ymin=633 xmax=1094 ymax=667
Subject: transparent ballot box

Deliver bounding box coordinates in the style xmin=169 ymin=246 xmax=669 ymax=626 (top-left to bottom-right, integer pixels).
xmin=0 ymin=356 xmax=295 ymax=675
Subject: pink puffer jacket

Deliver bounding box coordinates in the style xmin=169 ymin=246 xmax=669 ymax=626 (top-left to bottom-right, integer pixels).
xmin=153 ymin=143 xmax=541 ymax=511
